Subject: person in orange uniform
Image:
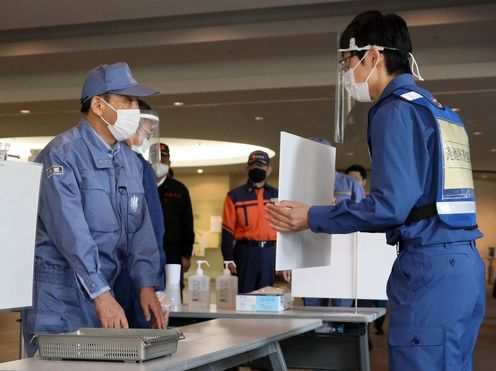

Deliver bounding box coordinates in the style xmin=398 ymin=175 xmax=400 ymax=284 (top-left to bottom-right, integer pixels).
xmin=221 ymin=150 xmax=278 ymax=293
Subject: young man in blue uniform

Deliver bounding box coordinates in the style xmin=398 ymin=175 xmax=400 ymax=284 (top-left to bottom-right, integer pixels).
xmin=345 ymin=164 xmax=367 ymax=189
xmin=221 ymin=150 xmax=278 ymax=294
xmin=22 ymin=62 xmax=165 ymax=355
xmin=266 ymin=11 xmax=485 ymax=371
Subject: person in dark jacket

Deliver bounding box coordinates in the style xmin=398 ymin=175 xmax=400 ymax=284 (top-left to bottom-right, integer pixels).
xmin=157 ymin=143 xmax=195 ymax=298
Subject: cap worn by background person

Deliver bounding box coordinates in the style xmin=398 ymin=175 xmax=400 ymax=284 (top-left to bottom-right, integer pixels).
xmin=160 ymin=143 xmax=170 ymax=158
xmin=247 ymin=150 xmax=270 ymax=166
xmin=80 ymin=62 xmax=159 ymax=104
xmin=309 ymin=137 xmax=331 ymax=146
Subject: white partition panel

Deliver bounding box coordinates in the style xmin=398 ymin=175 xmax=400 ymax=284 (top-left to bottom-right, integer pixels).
xmin=0 ymin=160 xmax=42 ymax=310
xmin=292 ymin=233 xmax=396 ymax=300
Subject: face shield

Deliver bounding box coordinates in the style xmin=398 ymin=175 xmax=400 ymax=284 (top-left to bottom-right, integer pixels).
xmin=131 ymin=111 xmax=160 ymax=167
xmin=334 ymin=51 xmax=356 ymax=144
xmin=334 ymin=37 xmax=423 ymax=143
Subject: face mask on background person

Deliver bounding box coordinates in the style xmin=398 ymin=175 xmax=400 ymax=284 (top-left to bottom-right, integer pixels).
xmin=153 ymin=163 xmax=169 ymax=178
xmin=100 ymin=99 xmax=141 ymax=141
xmin=132 ymin=136 xmax=150 ymax=154
xmin=343 ymin=51 xmax=380 ymax=102
xmin=248 ymin=168 xmax=267 ymax=183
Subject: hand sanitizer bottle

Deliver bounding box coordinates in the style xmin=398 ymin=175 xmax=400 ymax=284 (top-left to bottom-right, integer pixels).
xmin=188 ymin=260 xmax=210 ymax=310
xmin=216 ymin=261 xmax=238 ymax=310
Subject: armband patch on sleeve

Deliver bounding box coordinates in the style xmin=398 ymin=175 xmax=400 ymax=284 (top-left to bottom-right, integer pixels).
xmin=46 ymin=165 xmax=64 ymax=179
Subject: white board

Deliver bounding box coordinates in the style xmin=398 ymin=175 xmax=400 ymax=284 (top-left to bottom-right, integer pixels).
xmin=292 ymin=232 xmax=397 ymax=300
xmin=275 ymin=132 xmax=335 ymax=270
xmin=0 ymin=160 xmax=42 ymax=310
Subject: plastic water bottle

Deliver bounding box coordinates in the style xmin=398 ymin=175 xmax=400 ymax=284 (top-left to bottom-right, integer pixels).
xmin=188 ymin=260 xmax=210 ymax=310
xmin=216 ymin=261 xmax=238 ymax=310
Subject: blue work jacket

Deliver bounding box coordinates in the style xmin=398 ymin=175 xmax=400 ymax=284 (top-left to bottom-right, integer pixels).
xmin=309 ymin=74 xmax=482 ymax=246
xmin=34 ymin=119 xmax=160 ymax=299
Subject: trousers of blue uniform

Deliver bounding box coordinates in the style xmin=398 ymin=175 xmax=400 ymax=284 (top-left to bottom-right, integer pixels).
xmin=233 ymin=241 xmax=275 ymax=294
xmin=387 ymin=241 xmax=485 ymax=371
xmin=22 ymin=267 xmax=100 ymax=356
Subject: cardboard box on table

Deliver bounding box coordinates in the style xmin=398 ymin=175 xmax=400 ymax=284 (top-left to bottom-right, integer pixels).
xmin=236 ymin=287 xmax=292 ymax=312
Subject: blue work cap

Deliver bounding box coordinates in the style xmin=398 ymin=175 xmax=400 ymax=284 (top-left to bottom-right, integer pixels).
xmin=309 ymin=137 xmax=331 ymax=146
xmin=80 ymin=62 xmax=158 ymax=104
xmin=247 ymin=150 xmax=270 ymax=166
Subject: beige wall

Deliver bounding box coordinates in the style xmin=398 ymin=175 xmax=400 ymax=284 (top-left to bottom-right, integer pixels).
xmin=474 ymin=179 xmax=496 ymax=278
xmin=179 ymin=174 xmax=229 ymax=278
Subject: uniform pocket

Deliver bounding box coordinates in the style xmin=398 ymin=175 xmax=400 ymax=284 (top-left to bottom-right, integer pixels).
xmin=389 ymin=326 xmax=446 ymax=370
xmin=32 ymin=312 xmax=64 ymax=334
xmin=397 ymin=252 xmax=432 ymax=295
xmin=81 ymin=177 xmax=119 ymax=232
xmin=125 ymin=178 xmax=145 ymax=233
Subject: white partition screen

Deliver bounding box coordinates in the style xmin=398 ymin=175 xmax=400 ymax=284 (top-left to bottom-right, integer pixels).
xmin=292 ymin=232 xmax=397 ymax=300
xmin=0 ymin=160 xmax=42 ymax=310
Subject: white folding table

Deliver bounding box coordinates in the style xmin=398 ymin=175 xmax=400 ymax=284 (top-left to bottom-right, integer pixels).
xmin=0 ymin=318 xmax=321 ymax=371
xmin=169 ymin=304 xmax=386 ymax=370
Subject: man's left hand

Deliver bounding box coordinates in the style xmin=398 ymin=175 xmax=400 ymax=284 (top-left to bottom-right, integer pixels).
xmin=139 ymin=287 xmax=165 ymax=329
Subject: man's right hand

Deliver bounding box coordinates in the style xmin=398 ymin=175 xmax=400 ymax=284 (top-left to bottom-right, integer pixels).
xmin=228 ymin=262 xmax=237 ymax=275
xmin=94 ymin=291 xmax=129 ymax=329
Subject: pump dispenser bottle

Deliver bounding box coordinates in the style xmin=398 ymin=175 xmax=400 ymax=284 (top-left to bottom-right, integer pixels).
xmin=216 ymin=261 xmax=238 ymax=309
xmin=188 ymin=260 xmax=211 ymax=310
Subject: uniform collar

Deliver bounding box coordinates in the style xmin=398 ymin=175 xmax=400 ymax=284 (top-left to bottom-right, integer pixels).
xmin=246 ymin=180 xmax=268 ymax=192
xmin=376 ymin=73 xmax=416 ymax=104
xmin=78 ymin=118 xmax=121 ymax=169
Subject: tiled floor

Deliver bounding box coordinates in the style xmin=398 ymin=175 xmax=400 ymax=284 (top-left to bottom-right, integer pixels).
xmin=1 ymin=286 xmax=495 ymax=369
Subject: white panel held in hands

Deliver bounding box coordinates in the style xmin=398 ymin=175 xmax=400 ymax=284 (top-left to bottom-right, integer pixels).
xmin=275 ymin=132 xmax=335 ymax=270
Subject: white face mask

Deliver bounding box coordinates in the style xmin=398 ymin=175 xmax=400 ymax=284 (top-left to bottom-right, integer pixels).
xmin=342 ymin=51 xmax=379 ymax=102
xmin=153 ymin=163 xmax=169 ymax=178
xmin=132 ymin=137 xmax=150 ymax=155
xmin=100 ymin=99 xmax=141 ymax=141
xmin=131 ymin=126 xmax=152 ymax=155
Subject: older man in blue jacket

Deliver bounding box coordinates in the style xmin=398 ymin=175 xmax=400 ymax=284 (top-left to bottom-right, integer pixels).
xmin=22 ymin=62 xmax=165 ymax=356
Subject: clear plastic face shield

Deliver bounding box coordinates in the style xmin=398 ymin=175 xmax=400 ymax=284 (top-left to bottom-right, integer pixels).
xmin=131 ymin=111 xmax=160 ymax=167
xmin=334 ymin=37 xmax=423 ymax=143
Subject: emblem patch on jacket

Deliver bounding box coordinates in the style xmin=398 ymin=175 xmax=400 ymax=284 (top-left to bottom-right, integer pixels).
xmin=46 ymin=166 xmax=64 ymax=179
xmin=130 ymin=195 xmax=139 ymax=212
